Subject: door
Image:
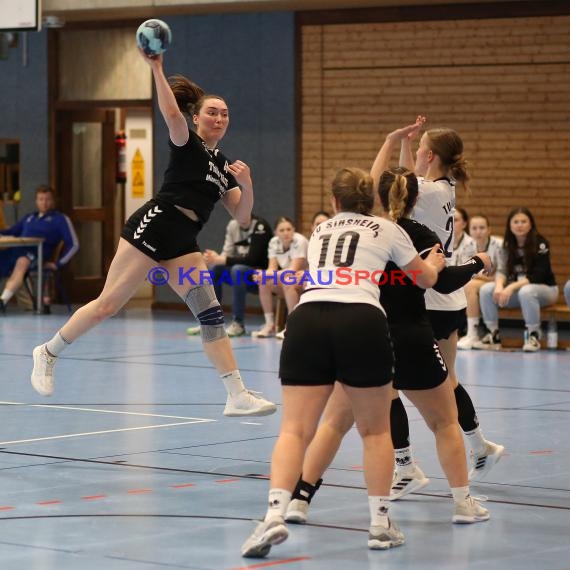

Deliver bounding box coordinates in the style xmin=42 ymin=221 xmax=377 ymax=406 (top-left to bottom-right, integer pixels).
xmin=55 ymin=109 xmax=116 ymax=302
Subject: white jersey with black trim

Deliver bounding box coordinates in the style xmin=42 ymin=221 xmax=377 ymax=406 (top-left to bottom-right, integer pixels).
xmin=412 ymin=176 xmax=466 ymax=311
xmin=268 ymin=232 xmax=309 ymax=270
xmin=451 ymin=232 xmax=476 ymax=266
xmin=298 ymin=212 xmax=418 ymax=311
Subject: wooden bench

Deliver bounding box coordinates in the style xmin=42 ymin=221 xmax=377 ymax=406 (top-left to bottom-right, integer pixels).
xmin=498 ymin=303 xmax=570 ymax=349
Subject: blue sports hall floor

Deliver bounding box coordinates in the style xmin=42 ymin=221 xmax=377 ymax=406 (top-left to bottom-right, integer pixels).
xmin=0 ymin=307 xmax=569 ymax=569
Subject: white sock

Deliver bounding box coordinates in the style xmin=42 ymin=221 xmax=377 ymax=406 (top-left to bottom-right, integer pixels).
xmin=264 ymin=313 xmax=275 ymax=327
xmin=220 ymin=369 xmax=246 ymax=397
xmin=368 ymin=496 xmax=390 ymax=527
xmin=0 ymin=289 xmax=14 ymax=303
xmin=394 ymin=446 xmax=414 ymax=473
xmin=467 ymin=317 xmax=479 ymax=338
xmin=451 ymin=486 xmax=470 ymax=504
xmin=465 ymin=427 xmax=487 ymax=454
xmin=45 ymin=331 xmax=71 ymax=357
xmin=264 ymin=488 xmax=291 ymax=522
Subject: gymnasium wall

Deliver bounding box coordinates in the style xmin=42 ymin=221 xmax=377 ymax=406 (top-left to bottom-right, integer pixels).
xmin=0 ymin=32 xmax=49 ymax=219
xmin=299 ymin=14 xmax=570 ymax=289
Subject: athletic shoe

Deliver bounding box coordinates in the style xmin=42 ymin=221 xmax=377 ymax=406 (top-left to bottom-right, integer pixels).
xmin=251 ymin=324 xmax=275 ymax=338
xmin=224 ymin=390 xmax=277 ymax=417
xmin=368 ymin=519 xmax=405 ymax=550
xmin=473 ymin=330 xmax=501 ymax=350
xmin=522 ymin=331 xmax=541 ymax=352
xmin=390 ymin=466 xmax=430 ymax=500
xmin=241 ymin=517 xmax=289 ymax=558
xmin=186 ymin=325 xmax=200 ymax=336
xmin=452 ymin=496 xmax=490 ymax=524
xmin=469 ymin=440 xmax=505 ymax=481
xmin=31 ymin=345 xmax=56 ymax=396
xmin=275 ymin=329 xmax=286 ymax=340
xmin=457 ymin=335 xmax=479 ymax=350
xmin=226 ymin=321 xmax=246 ymax=337
xmin=285 ymin=498 xmax=310 ymax=524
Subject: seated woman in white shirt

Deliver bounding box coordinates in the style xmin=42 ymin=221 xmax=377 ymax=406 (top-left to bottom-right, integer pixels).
xmin=450 ymin=207 xmax=476 ymax=266
xmin=252 ymin=217 xmax=308 ymax=338
xmin=458 ymin=214 xmax=504 ymax=349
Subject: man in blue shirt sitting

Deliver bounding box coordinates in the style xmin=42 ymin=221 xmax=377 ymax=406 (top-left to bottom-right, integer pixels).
xmin=0 ymin=185 xmax=79 ymax=313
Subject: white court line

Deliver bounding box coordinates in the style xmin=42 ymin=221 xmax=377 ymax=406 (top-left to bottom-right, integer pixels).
xmin=0 ymin=421 xmax=210 ymax=446
xmin=240 ymin=422 xmax=263 ymax=425
xmin=0 ymin=400 xmax=216 ymax=422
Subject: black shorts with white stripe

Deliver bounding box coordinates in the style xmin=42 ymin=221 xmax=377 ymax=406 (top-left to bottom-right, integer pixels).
xmin=121 ymin=199 xmax=202 ymax=262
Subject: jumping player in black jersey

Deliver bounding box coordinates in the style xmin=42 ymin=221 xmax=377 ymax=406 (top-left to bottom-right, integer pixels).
xmin=29 ymin=47 xmax=276 ymax=417
xmin=284 ymin=167 xmax=491 ymax=527
xmin=241 ymin=166 xmax=444 ymax=558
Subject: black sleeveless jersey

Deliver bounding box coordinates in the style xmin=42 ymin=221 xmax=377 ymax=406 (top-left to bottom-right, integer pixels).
xmin=380 ymin=218 xmax=441 ymax=324
xmin=156 ymin=130 xmax=238 ymax=224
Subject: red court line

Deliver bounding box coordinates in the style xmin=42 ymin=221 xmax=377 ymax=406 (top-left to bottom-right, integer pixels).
xmin=0 ymin=506 xmax=15 ymax=511
xmin=349 ymin=465 xmax=363 ymax=470
xmin=170 ymin=483 xmax=196 ymax=489
xmin=215 ymin=478 xmax=240 ymax=484
xmin=529 ymin=450 xmax=553 ymax=455
xmin=229 ymin=556 xmax=311 ymax=570
xmin=81 ymin=494 xmax=107 ymax=501
xmin=127 ymin=489 xmax=153 ymax=494
xmin=37 ymin=500 xmax=62 ymax=506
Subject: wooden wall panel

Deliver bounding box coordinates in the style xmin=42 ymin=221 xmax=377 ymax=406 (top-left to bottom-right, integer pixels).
xmin=300 ymin=15 xmax=570 ymax=288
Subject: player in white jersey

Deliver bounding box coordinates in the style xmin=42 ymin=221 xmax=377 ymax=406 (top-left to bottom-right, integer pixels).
xmin=394 ymin=118 xmax=505 ymax=484
xmin=241 ymin=167 xmax=444 ymax=558
xmin=458 ymin=214 xmax=504 ymax=349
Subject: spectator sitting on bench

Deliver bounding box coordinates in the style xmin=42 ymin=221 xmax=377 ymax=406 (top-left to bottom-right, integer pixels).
xmin=252 ymin=216 xmax=308 ymax=339
xmin=474 ymin=207 xmax=558 ymax=352
xmin=564 ymin=279 xmax=570 ymax=306
xmin=186 ymin=214 xmax=272 ymax=337
xmin=458 ymin=213 xmax=504 ymax=350
xmin=450 ymin=207 xmax=476 ymax=266
xmin=0 ymin=185 xmax=79 ymax=314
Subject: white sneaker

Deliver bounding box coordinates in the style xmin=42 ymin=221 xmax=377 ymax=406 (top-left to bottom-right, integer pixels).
xmin=241 ymin=517 xmax=289 ymax=558
xmin=226 ymin=321 xmax=246 ymax=337
xmin=251 ymin=324 xmax=275 ymax=338
xmin=522 ymin=331 xmax=541 ymax=352
xmin=275 ymin=329 xmax=286 ymax=340
xmin=285 ymin=498 xmax=309 ymax=524
xmin=473 ymin=330 xmax=502 ymax=350
xmin=224 ymin=390 xmax=277 ymax=417
xmin=31 ymin=345 xmax=56 ymax=396
xmin=390 ymin=466 xmax=430 ymax=500
xmin=368 ymin=518 xmax=405 ymax=549
xmin=186 ymin=325 xmax=201 ymax=336
xmin=469 ymin=440 xmax=505 ymax=481
xmin=457 ymin=335 xmax=479 ymax=350
xmin=452 ymin=496 xmax=490 ymax=524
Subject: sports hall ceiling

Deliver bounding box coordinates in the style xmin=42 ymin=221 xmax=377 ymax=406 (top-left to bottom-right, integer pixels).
xmin=42 ymin=0 xmax=539 ymax=23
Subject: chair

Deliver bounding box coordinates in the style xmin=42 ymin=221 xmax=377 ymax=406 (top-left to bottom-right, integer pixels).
xmin=23 ymin=241 xmax=72 ymax=313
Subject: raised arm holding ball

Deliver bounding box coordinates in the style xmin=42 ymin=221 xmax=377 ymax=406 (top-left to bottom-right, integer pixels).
xmin=30 ymin=21 xmax=276 ymax=418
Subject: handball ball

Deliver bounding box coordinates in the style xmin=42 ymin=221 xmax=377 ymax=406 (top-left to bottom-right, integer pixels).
xmin=136 ymin=19 xmax=172 ymax=56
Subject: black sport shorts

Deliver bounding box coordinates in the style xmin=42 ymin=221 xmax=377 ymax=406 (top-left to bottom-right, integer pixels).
xmin=121 ymin=199 xmax=202 ymax=262
xmin=389 ymin=319 xmax=448 ymax=391
xmin=279 ymin=302 xmax=394 ymax=389
xmin=427 ymin=308 xmax=466 ymax=340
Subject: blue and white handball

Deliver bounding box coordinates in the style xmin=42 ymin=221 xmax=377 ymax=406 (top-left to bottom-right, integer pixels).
xmin=136 ymin=19 xmax=172 ymax=56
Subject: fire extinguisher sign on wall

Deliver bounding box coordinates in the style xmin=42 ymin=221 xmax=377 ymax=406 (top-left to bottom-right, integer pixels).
xmin=115 ymin=130 xmax=127 ymax=184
